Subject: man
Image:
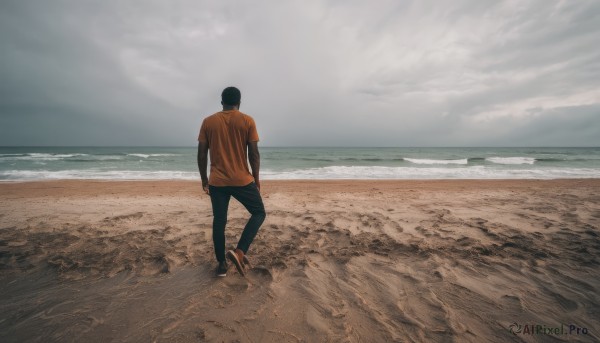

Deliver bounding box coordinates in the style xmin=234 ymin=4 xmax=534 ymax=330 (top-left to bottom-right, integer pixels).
xmin=197 ymin=86 xmax=266 ymax=277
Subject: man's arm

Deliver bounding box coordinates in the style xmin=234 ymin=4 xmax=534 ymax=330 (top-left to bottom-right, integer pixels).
xmin=248 ymin=141 xmax=260 ymax=192
xmin=197 ymin=141 xmax=209 ymax=194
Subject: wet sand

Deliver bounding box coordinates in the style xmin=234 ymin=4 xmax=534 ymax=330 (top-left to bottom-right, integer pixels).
xmin=1 ymin=179 xmax=599 ymax=342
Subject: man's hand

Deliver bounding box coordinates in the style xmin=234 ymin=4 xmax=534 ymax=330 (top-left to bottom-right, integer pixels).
xmin=202 ymin=179 xmax=210 ymax=195
xmin=255 ymin=180 xmax=260 ymax=193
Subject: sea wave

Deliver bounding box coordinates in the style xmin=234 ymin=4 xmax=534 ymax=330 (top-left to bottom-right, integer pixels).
xmin=2 ymin=166 xmax=600 ymax=181
xmin=0 ymin=153 xmax=89 ymax=161
xmin=126 ymin=153 xmax=179 ymax=158
xmin=486 ymin=157 xmax=535 ymax=165
xmin=261 ymin=166 xmax=600 ymax=179
xmin=64 ymin=155 xmax=126 ymax=162
xmin=404 ymin=158 xmax=468 ymax=165
xmin=0 ymin=169 xmax=197 ymax=180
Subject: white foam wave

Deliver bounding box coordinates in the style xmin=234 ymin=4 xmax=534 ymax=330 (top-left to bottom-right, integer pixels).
xmin=83 ymin=155 xmax=125 ymax=161
xmin=127 ymin=153 xmax=179 ymax=158
xmin=30 ymin=153 xmax=86 ymax=158
xmin=0 ymin=169 xmax=197 ymax=180
xmin=486 ymin=157 xmax=535 ymax=165
xmin=2 ymin=166 xmax=599 ymax=181
xmin=404 ymin=158 xmax=468 ymax=165
xmin=261 ymin=166 xmax=600 ymax=180
xmin=0 ymin=153 xmax=89 ymax=161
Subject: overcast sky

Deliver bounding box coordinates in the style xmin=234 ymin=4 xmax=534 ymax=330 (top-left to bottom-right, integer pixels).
xmin=1 ymin=0 xmax=599 ymax=147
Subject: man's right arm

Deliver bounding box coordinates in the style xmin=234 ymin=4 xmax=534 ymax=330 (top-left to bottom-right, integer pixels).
xmin=248 ymin=141 xmax=260 ymax=192
xmin=197 ymin=141 xmax=209 ymax=194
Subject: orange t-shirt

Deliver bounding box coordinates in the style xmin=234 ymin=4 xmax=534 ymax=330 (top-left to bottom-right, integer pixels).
xmin=198 ymin=110 xmax=259 ymax=186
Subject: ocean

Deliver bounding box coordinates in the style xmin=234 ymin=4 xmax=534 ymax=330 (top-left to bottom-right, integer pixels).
xmin=1 ymin=147 xmax=599 ymax=180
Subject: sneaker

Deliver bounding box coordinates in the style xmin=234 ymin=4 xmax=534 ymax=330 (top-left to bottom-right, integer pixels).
xmin=226 ymin=249 xmax=245 ymax=276
xmin=216 ymin=261 xmax=228 ymax=277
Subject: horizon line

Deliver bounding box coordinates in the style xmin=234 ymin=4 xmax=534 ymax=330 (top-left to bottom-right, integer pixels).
xmin=1 ymin=145 xmax=599 ymax=149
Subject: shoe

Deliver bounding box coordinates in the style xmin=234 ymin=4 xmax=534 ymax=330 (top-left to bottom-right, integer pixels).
xmin=216 ymin=261 xmax=228 ymax=277
xmin=243 ymin=255 xmax=251 ymax=269
xmin=226 ymin=249 xmax=245 ymax=276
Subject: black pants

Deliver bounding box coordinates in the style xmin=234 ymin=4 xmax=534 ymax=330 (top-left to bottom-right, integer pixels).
xmin=209 ymin=182 xmax=266 ymax=262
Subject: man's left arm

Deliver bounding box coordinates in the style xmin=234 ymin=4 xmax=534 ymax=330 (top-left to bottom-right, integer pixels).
xmin=248 ymin=141 xmax=260 ymax=192
xmin=247 ymin=117 xmax=261 ymax=192
xmin=197 ymin=141 xmax=209 ymax=194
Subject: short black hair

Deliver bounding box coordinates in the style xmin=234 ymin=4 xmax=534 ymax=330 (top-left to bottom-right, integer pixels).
xmin=221 ymin=86 xmax=241 ymax=105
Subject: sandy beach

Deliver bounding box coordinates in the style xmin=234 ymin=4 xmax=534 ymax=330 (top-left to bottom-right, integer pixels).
xmin=0 ymin=179 xmax=599 ymax=342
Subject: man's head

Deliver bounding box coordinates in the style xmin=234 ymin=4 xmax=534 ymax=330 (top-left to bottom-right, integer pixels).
xmin=221 ymin=87 xmax=241 ymax=107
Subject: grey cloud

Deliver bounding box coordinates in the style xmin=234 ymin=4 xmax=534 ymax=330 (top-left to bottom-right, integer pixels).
xmin=0 ymin=0 xmax=598 ymax=146
xmin=475 ymin=104 xmax=600 ymax=147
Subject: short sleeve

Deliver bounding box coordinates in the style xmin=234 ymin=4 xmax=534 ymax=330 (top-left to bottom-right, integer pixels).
xmin=198 ymin=120 xmax=208 ymax=142
xmin=247 ymin=117 xmax=259 ymax=142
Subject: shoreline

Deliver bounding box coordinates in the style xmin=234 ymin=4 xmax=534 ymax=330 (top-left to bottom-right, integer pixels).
xmin=2 ymin=177 xmax=599 ymax=185
xmin=1 ymin=178 xmax=599 ymax=196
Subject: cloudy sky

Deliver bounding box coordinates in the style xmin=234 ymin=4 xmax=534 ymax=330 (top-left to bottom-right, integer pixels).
xmin=1 ymin=0 xmax=599 ymax=147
